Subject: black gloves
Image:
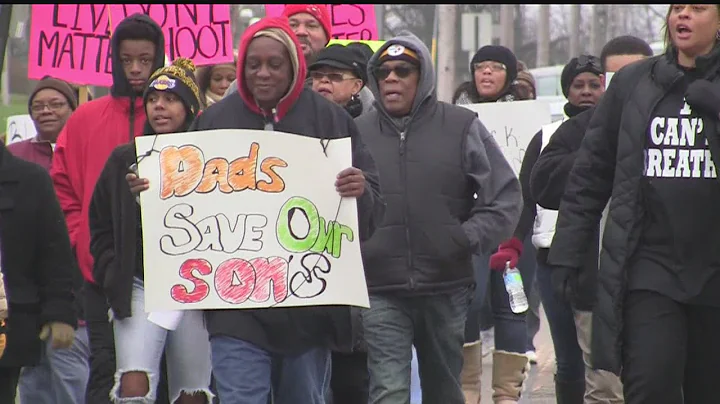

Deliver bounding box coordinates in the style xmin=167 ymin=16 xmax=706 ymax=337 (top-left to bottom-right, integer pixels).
xmin=685 ymin=79 xmax=720 ymax=117
xmin=551 ymin=266 xmax=578 ymax=304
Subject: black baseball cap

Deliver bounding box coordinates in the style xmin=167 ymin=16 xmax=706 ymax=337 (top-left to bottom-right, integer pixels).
xmin=309 ymin=44 xmax=368 ymax=84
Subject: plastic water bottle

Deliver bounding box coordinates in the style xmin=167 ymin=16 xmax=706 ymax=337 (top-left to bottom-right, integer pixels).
xmin=504 ymin=262 xmax=529 ymax=314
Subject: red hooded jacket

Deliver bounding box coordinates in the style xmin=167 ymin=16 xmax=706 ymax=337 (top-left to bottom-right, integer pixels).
xmin=50 ymin=14 xmax=166 ymax=283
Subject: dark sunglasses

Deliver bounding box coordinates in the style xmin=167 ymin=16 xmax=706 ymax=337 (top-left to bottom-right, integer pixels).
xmin=374 ymin=65 xmax=418 ymax=80
xmin=576 ymin=54 xmax=602 ymax=72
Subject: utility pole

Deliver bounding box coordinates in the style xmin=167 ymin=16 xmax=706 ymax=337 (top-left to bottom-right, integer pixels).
xmin=499 ymin=5 xmax=514 ymax=51
xmin=536 ymin=5 xmax=550 ymax=67
xmin=569 ymin=5 xmax=581 ymax=57
xmin=436 ymin=4 xmax=457 ymax=103
xmin=0 ymin=5 xmax=13 ymax=106
xmin=376 ymin=5 xmax=385 ymax=40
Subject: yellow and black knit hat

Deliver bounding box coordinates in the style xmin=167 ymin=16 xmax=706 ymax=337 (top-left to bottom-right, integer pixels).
xmin=144 ymin=58 xmax=201 ymax=118
xmin=378 ymin=44 xmax=420 ymax=66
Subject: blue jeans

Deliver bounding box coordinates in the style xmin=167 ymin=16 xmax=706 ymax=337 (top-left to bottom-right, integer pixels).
xmin=18 ymin=325 xmax=91 ymax=404
xmin=364 ymin=288 xmax=471 ymax=404
xmin=211 ymin=335 xmax=331 ymax=404
xmin=465 ymin=236 xmax=537 ymax=353
xmin=464 ymin=255 xmax=491 ymax=342
xmin=536 ymin=262 xmax=584 ymax=382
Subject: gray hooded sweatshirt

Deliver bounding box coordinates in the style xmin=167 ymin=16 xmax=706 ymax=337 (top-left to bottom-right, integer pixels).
xmin=355 ymin=31 xmax=522 ymax=293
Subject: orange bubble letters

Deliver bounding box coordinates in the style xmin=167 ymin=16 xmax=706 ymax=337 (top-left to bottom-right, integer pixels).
xmin=159 ymin=142 xmax=287 ymax=199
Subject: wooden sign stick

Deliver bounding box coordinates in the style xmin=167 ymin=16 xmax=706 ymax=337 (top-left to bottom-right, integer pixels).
xmin=78 ymin=86 xmax=89 ymax=105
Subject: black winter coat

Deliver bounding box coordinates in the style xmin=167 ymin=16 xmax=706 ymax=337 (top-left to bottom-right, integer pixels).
xmin=0 ymin=144 xmax=77 ymax=367
xmin=88 ymin=144 xmax=141 ymax=320
xmin=546 ymin=50 xmax=720 ymax=374
xmin=193 ymin=88 xmax=384 ymax=355
xmin=530 ymin=107 xmax=598 ymax=310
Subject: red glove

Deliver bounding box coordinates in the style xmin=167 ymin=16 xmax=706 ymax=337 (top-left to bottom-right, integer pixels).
xmin=489 ymin=237 xmax=523 ymax=271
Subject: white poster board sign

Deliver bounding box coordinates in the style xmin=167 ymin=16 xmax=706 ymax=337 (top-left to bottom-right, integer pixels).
xmin=462 ymin=100 xmax=553 ymax=175
xmin=136 ymin=129 xmax=369 ymax=312
xmin=6 ymin=115 xmax=37 ymax=144
xmin=605 ymin=72 xmax=615 ymax=89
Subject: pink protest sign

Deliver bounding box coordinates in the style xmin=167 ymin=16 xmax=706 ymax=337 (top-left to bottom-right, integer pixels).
xmin=109 ymin=5 xmax=233 ymax=65
xmin=265 ymin=4 xmax=378 ymax=40
xmin=28 ymin=5 xmax=114 ymax=86
xmin=28 ymin=5 xmax=233 ymax=87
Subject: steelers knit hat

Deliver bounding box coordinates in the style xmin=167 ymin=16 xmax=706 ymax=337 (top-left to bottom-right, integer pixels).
xmin=378 ymin=43 xmax=420 ymax=66
xmin=144 ymin=58 xmax=201 ymax=118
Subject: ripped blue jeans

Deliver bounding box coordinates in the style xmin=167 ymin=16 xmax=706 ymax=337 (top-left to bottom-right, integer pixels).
xmin=111 ymin=278 xmax=214 ymax=403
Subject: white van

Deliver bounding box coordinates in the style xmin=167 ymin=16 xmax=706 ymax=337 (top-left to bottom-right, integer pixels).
xmin=529 ymin=64 xmax=567 ymax=121
xmin=650 ymin=41 xmax=664 ymax=56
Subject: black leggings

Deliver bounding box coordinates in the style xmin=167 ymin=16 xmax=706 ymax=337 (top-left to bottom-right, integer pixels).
xmin=622 ymin=290 xmax=720 ymax=404
xmin=330 ymin=351 xmax=369 ymax=404
xmin=0 ymin=367 xmax=19 ymax=403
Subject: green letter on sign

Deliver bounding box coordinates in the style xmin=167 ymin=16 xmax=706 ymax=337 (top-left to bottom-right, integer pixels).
xmin=276 ymin=197 xmax=321 ymax=253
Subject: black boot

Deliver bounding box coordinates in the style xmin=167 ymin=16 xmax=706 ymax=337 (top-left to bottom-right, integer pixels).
xmin=555 ymin=378 xmax=585 ymax=404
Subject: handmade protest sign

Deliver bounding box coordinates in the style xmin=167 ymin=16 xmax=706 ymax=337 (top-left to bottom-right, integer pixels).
xmin=135 ymin=129 xmax=369 ymax=311
xmin=6 ymin=115 xmax=37 ymax=145
xmin=265 ymin=4 xmax=378 ymax=40
xmin=29 ymin=4 xmax=233 ymax=86
xmin=109 ymin=5 xmax=233 ymax=64
xmin=28 ymin=5 xmax=113 ymax=85
xmin=462 ymin=100 xmax=552 ymax=176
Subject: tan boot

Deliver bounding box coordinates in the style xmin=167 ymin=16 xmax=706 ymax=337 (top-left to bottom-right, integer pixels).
xmin=460 ymin=341 xmax=482 ymax=404
xmin=492 ymin=350 xmax=530 ymax=404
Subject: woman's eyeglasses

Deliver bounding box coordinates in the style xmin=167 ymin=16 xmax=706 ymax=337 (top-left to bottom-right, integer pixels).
xmin=30 ymin=101 xmax=68 ymax=113
xmin=373 ymin=65 xmax=418 ymax=80
xmin=310 ymin=71 xmax=357 ymax=83
xmin=473 ymin=62 xmax=507 ymax=73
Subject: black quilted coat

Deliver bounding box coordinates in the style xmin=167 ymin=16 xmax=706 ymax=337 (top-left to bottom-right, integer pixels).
xmin=547 ymin=47 xmax=720 ymax=375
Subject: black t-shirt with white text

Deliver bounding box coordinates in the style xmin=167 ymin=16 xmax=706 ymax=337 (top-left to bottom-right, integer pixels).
xmin=631 ymin=70 xmax=720 ymax=306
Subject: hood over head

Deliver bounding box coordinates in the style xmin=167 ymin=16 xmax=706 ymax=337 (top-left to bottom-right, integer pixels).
xmin=111 ymin=14 xmax=166 ymax=98
xmin=367 ymin=31 xmax=436 ymax=117
xmin=236 ymin=17 xmax=306 ymax=122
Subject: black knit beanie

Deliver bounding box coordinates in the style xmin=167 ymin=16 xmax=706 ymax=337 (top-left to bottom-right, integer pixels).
xmin=144 ymin=58 xmax=201 ymax=122
xmin=470 ymin=45 xmax=518 ymax=84
xmin=560 ymin=55 xmax=603 ymax=98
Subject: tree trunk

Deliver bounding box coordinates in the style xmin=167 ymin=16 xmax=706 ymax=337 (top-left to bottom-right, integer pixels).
xmin=536 ymin=5 xmax=550 ymax=67
xmin=569 ymin=5 xmax=581 ymax=57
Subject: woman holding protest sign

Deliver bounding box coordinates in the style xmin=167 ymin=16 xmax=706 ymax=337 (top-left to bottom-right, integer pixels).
xmin=450 ymin=45 xmax=536 ymax=404
xmin=88 ymin=58 xmax=213 ymax=404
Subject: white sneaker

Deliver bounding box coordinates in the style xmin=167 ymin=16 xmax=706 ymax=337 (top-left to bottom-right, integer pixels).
xmin=526 ymin=350 xmax=538 ymax=365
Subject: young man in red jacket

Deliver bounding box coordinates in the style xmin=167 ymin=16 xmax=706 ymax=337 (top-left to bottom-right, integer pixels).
xmin=50 ymin=13 xmax=168 ymax=404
